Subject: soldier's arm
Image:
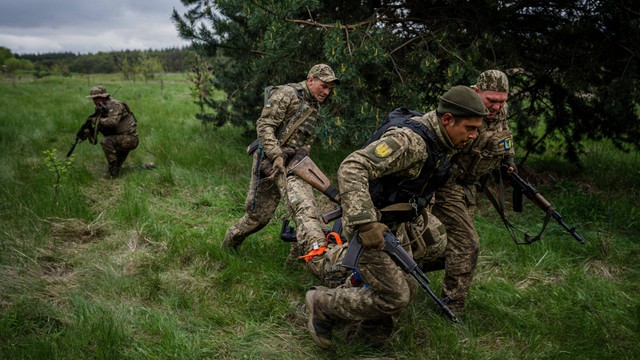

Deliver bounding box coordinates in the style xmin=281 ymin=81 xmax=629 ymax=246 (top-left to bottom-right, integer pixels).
xmin=98 ymin=101 xmax=126 ymax=128
xmin=338 ymin=128 xmax=427 ymax=227
xmin=256 ymin=86 xmax=297 ymax=161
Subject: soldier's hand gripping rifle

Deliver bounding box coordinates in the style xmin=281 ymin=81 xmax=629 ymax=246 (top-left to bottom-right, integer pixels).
xmin=342 ymin=231 xmax=460 ymax=323
xmin=289 ymin=156 xmax=459 ymax=323
xmin=66 ymin=108 xmax=101 ymax=158
xmin=501 ymin=164 xmax=585 ymax=244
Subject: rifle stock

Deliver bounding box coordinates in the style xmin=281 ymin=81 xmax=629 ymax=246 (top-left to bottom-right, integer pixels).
xmin=288 ymin=156 xmax=340 ymax=204
xmin=501 ymin=164 xmax=585 ymax=244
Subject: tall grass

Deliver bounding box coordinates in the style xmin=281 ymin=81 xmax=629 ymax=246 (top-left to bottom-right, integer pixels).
xmin=0 ymin=74 xmax=638 ymax=359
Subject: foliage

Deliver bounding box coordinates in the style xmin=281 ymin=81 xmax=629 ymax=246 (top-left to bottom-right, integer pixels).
xmin=42 ymin=148 xmax=75 ymax=196
xmin=185 ymin=53 xmax=218 ymax=126
xmin=172 ymin=0 xmax=640 ymax=161
xmin=16 ymin=47 xmax=196 ymax=75
xmin=0 ymin=74 xmax=638 ymax=359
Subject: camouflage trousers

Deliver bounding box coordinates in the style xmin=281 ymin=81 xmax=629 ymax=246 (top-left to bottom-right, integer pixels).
xmin=312 ymin=248 xmax=419 ymax=338
xmin=224 ymin=153 xmax=327 ymax=276
xmin=430 ymin=182 xmax=479 ymax=314
xmin=100 ymin=134 xmax=138 ymax=177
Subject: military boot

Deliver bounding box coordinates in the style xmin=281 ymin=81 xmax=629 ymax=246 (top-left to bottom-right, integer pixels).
xmin=222 ymin=226 xmax=244 ymax=249
xmin=305 ymin=289 xmax=333 ymax=349
xmin=284 ymin=242 xmax=301 ymax=268
xmin=107 ymin=164 xmax=121 ymax=178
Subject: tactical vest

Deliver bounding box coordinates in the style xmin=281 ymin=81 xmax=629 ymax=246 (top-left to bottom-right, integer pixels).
xmin=366 ymin=108 xmax=452 ymax=223
xmin=451 ymin=115 xmax=512 ymax=184
xmin=268 ymin=82 xmax=318 ymax=148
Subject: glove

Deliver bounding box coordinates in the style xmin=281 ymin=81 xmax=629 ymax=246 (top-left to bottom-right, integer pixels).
xmin=271 ymin=156 xmax=285 ymax=177
xmin=358 ymin=221 xmax=388 ymax=250
xmin=289 ymin=147 xmax=309 ymax=167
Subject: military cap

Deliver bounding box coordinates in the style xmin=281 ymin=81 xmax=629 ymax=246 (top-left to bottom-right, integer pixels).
xmin=86 ymin=85 xmax=110 ymax=98
xmin=308 ymin=64 xmax=340 ymax=85
xmin=476 ymin=70 xmax=509 ymax=93
xmin=438 ymin=85 xmax=489 ymax=117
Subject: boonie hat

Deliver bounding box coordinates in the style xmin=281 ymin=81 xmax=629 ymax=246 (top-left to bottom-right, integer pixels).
xmin=308 ymin=64 xmax=340 ymax=85
xmin=86 ymin=85 xmax=110 ymax=98
xmin=476 ymin=70 xmax=509 ymax=93
xmin=438 ymin=85 xmax=489 ymax=117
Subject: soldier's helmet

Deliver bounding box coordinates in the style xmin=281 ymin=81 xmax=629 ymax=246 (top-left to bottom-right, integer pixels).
xmin=476 ymin=70 xmax=509 ymax=93
xmin=308 ymin=64 xmax=340 ymax=85
xmin=86 ymin=85 xmax=110 ymax=98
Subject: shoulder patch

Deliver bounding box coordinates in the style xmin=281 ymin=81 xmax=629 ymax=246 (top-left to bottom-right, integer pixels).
xmin=368 ymin=137 xmax=401 ymax=159
xmin=375 ymin=142 xmax=393 ymax=157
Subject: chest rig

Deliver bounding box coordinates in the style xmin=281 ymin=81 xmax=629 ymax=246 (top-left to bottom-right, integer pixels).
xmin=367 ymin=108 xmax=452 ymax=223
xmin=269 ymin=83 xmax=318 ymax=148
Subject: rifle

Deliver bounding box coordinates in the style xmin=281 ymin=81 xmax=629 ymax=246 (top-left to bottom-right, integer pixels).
xmin=342 ymin=231 xmax=460 ymax=323
xmin=246 ymin=139 xmax=265 ymax=211
xmin=499 ymin=164 xmax=585 ymax=244
xmin=66 ymin=112 xmax=99 ymax=158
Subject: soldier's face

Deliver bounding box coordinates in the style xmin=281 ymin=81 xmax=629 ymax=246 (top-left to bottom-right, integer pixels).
xmin=443 ymin=115 xmax=483 ymax=148
xmin=308 ymin=76 xmax=334 ymax=103
xmin=475 ymin=89 xmax=508 ymax=119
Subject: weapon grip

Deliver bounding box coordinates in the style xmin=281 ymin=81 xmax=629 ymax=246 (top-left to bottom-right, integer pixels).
xmin=321 ymin=207 xmax=342 ymax=224
xmin=341 ymin=234 xmax=364 ymax=269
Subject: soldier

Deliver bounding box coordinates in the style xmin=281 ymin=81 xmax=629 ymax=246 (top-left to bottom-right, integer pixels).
xmin=429 ymin=70 xmax=516 ymax=316
xmin=223 ymin=64 xmax=341 ymax=279
xmin=85 ymin=85 xmax=139 ymax=178
xmin=304 ymin=86 xmax=488 ymax=349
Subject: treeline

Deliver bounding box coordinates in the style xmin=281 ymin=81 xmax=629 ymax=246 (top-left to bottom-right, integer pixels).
xmin=4 ymin=46 xmax=195 ymax=75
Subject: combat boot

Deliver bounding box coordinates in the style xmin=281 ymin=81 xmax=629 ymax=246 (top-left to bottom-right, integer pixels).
xmin=305 ymin=289 xmax=333 ymax=349
xmin=284 ymin=242 xmax=300 ymax=268
xmin=107 ymin=165 xmax=121 ymax=178
xmin=222 ymin=227 xmax=244 ymax=249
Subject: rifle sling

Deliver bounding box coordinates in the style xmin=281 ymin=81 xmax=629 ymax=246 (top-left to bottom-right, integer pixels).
xmin=484 ymin=171 xmax=551 ymax=245
xmin=278 ymin=106 xmax=315 ymax=147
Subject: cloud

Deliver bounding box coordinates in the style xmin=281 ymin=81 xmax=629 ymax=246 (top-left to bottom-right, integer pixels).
xmin=0 ymin=0 xmax=191 ymax=54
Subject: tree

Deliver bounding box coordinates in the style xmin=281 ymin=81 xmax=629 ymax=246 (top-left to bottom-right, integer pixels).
xmin=172 ymin=0 xmax=639 ymax=163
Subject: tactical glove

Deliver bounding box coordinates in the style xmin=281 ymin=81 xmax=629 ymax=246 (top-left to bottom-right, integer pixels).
xmin=358 ymin=221 xmax=388 ymax=250
xmin=271 ymin=156 xmax=285 ymax=177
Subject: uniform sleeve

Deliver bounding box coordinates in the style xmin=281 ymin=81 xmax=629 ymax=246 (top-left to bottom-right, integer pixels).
xmin=256 ymin=86 xmax=297 ymax=161
xmin=500 ymin=104 xmax=517 ymax=164
xmin=337 ymin=127 xmax=428 ymax=226
xmin=98 ymin=101 xmax=126 ymax=128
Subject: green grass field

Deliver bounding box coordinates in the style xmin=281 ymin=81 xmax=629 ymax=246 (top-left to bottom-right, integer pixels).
xmin=0 ymin=73 xmax=638 ymax=359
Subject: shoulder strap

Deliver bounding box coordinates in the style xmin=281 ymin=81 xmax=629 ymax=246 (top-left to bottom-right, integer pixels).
xmin=278 ymin=83 xmax=314 ymax=146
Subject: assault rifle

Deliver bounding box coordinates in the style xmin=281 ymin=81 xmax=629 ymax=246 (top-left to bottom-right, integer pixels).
xmin=342 ymin=231 xmax=460 ymax=323
xmin=499 ymin=164 xmax=585 ymax=244
xmin=289 ymin=156 xmax=459 ymax=323
xmin=66 ymin=110 xmax=99 ymax=158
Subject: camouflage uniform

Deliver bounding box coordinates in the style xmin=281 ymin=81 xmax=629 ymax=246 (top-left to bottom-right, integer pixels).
xmin=86 ymin=86 xmax=138 ymax=178
xmin=429 ymin=70 xmax=515 ymax=315
xmin=307 ymin=111 xmax=456 ymax=346
xmin=224 ymin=65 xmax=341 ymax=280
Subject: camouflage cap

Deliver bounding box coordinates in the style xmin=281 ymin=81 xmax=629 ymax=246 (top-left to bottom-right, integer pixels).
xmin=308 ymin=64 xmax=340 ymax=85
xmin=86 ymin=85 xmax=110 ymax=98
xmin=476 ymin=70 xmax=509 ymax=93
xmin=438 ymin=85 xmax=489 ymax=117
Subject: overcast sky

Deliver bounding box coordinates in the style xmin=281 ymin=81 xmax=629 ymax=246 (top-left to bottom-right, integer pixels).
xmin=0 ymin=0 xmax=192 ymax=55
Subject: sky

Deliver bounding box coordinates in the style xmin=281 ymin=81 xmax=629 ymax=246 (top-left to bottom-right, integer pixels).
xmin=0 ymin=0 xmax=192 ymax=55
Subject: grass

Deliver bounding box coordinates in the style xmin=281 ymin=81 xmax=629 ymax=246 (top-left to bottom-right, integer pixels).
xmin=0 ymin=73 xmax=638 ymax=359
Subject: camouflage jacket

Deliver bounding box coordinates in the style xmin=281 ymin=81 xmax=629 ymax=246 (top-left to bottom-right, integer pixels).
xmin=255 ymin=81 xmax=320 ymax=161
xmin=338 ymin=110 xmax=457 ymax=227
xmin=95 ymin=98 xmax=138 ymax=137
xmin=449 ymin=104 xmax=514 ymax=184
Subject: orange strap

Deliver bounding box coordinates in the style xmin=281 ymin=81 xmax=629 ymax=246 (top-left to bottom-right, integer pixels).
xmin=299 ymin=246 xmax=327 ymax=263
xmin=326 ymin=232 xmax=343 ymax=245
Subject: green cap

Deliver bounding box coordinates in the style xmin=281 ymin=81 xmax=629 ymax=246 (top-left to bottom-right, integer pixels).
xmin=438 ymin=85 xmax=489 ymax=117
xmin=308 ymin=64 xmax=340 ymax=85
